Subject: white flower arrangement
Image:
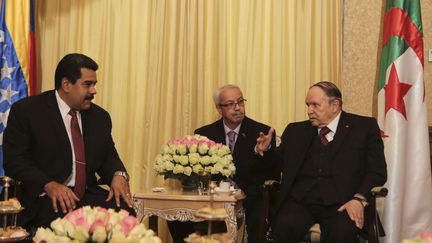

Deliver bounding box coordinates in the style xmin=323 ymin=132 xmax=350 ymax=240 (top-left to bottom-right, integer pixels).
xmin=33 ymin=206 xmax=161 ymax=243
xmin=154 ymin=135 xmax=236 ymax=181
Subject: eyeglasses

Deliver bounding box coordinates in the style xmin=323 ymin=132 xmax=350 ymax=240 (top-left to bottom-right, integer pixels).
xmin=218 ymin=98 xmax=247 ymax=109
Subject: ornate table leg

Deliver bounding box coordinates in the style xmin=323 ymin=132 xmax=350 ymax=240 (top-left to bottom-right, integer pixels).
xmin=224 ymin=202 xmax=238 ymax=242
xmin=134 ymin=198 xmax=144 ymax=222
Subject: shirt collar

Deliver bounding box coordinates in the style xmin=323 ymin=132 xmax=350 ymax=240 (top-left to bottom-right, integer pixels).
xmin=325 ymin=111 xmax=342 ymax=133
xmin=223 ymin=121 xmax=241 ymax=135
xmin=55 ymin=90 xmax=77 ymax=118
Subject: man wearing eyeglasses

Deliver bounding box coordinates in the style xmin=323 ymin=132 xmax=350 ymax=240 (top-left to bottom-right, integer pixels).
xmin=196 ymin=84 xmax=279 ymax=243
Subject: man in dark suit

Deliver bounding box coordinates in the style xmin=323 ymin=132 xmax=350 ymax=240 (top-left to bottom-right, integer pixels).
xmin=196 ymin=84 xmax=278 ymax=243
xmin=3 ymin=53 xmax=134 ymax=232
xmin=256 ymin=81 xmax=387 ymax=243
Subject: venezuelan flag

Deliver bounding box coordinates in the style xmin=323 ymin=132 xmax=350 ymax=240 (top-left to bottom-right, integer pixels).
xmin=4 ymin=0 xmax=36 ymax=95
xmin=0 ymin=0 xmax=33 ymax=175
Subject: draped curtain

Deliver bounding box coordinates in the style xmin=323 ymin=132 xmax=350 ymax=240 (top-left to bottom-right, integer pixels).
xmin=35 ymin=0 xmax=341 ymax=240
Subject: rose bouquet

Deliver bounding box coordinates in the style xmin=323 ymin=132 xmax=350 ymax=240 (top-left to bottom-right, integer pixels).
xmin=153 ymin=135 xmax=236 ymax=182
xmin=33 ymin=206 xmax=161 ymax=243
xmin=402 ymin=231 xmax=432 ymax=243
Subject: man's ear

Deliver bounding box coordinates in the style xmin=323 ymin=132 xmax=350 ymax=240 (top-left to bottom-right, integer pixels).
xmin=216 ymin=105 xmax=223 ymax=115
xmin=61 ymin=78 xmax=71 ymax=92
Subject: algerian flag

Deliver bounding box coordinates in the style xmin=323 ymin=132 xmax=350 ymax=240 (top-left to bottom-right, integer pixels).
xmin=377 ymin=0 xmax=432 ymax=242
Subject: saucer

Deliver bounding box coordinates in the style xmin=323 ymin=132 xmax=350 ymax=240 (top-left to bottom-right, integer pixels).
xmin=215 ymin=187 xmax=234 ymax=195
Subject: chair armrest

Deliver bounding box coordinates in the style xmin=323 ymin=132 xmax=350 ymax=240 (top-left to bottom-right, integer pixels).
xmin=263 ymin=180 xmax=280 ymax=188
xmin=371 ymin=187 xmax=388 ymax=198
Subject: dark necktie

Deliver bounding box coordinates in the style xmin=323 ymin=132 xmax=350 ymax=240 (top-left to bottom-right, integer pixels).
xmin=319 ymin=126 xmax=331 ymax=146
xmin=227 ymin=130 xmax=236 ymax=152
xmin=69 ymin=110 xmax=86 ymax=199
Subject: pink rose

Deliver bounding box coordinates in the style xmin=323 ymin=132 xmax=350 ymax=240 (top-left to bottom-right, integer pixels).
xmin=420 ymin=231 xmax=432 ymax=243
xmin=118 ymin=215 xmax=138 ymax=235
xmin=64 ymin=208 xmax=90 ymax=231
xmin=89 ymin=219 xmax=106 ymax=233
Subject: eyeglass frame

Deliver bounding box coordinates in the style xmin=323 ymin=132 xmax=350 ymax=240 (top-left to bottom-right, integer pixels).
xmin=218 ymin=98 xmax=247 ymax=109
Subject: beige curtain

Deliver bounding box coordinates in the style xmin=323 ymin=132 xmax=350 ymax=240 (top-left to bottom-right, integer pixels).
xmin=35 ymin=0 xmax=341 ymax=241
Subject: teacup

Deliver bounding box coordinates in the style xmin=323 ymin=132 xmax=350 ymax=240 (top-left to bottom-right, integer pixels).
xmin=219 ymin=181 xmax=231 ymax=192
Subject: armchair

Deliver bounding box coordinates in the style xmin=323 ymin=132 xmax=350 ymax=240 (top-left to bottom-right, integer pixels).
xmin=258 ymin=181 xmax=387 ymax=243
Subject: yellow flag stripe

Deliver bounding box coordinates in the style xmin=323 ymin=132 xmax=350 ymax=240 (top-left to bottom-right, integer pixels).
xmin=5 ymin=0 xmax=30 ymax=85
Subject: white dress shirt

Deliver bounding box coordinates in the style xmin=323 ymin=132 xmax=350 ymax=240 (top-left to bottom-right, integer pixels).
xmin=55 ymin=90 xmax=83 ymax=187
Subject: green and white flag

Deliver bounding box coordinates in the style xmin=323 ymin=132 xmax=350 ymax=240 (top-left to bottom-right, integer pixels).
xmin=378 ymin=0 xmax=432 ymax=242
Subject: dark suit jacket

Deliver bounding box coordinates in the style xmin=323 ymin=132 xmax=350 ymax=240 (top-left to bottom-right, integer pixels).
xmin=194 ymin=116 xmax=278 ymax=199
xmin=271 ymin=111 xmax=387 ymax=212
xmin=3 ymin=90 xmax=126 ymax=217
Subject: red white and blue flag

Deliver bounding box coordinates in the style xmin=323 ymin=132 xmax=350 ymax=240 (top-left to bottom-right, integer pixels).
xmin=0 ymin=0 xmax=34 ymax=176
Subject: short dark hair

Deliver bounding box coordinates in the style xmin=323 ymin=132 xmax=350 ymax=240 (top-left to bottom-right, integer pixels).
xmin=54 ymin=53 xmax=98 ymax=89
xmin=311 ymin=81 xmax=343 ymax=106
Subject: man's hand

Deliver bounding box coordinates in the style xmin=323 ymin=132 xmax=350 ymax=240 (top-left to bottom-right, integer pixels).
xmin=106 ymin=175 xmax=134 ymax=208
xmin=256 ymin=127 xmax=275 ymax=156
xmin=337 ymin=199 xmax=364 ymax=229
xmin=44 ymin=181 xmax=79 ymax=213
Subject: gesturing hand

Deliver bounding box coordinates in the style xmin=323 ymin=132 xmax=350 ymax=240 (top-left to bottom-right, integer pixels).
xmin=107 ymin=175 xmax=134 ymax=208
xmin=44 ymin=181 xmax=79 ymax=213
xmin=256 ymin=127 xmax=275 ymax=156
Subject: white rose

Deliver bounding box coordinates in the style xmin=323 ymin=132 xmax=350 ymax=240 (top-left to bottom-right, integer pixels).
xmin=192 ymin=164 xmax=204 ymax=174
xmin=189 ymin=144 xmax=198 ymax=153
xmin=219 ymin=156 xmax=229 ymax=166
xmin=162 ymin=154 xmax=173 ymax=161
xmin=210 ymin=155 xmax=221 ymax=165
xmin=71 ymin=226 xmax=89 ymax=242
xmin=188 ymin=153 xmax=200 ymax=165
xmin=163 ymin=161 xmax=174 ymax=171
xmin=228 ymin=164 xmax=236 ymax=174
xmin=177 ymin=144 xmax=187 ymax=155
xmin=92 ymin=226 xmax=107 ymax=243
xmin=208 ymin=145 xmax=218 ymax=155
xmin=183 ymin=167 xmax=192 ymax=176
xmin=198 ymin=144 xmax=209 ymax=155
xmin=200 ymin=155 xmax=211 ymax=165
xmin=129 ymin=224 xmax=147 ymax=236
xmin=168 ymin=144 xmax=177 ymax=155
xmin=173 ymin=164 xmax=185 ymax=174
xmin=221 ymin=169 xmax=231 ymax=177
xmin=50 ymin=218 xmax=67 ymax=236
xmin=179 ymin=155 xmax=189 ymax=165
xmin=161 ymin=145 xmax=170 ymax=154
xmin=217 ymin=146 xmax=230 ymax=156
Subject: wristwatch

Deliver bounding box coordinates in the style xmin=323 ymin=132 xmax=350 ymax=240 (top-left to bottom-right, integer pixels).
xmin=353 ymin=194 xmax=368 ymax=207
xmin=114 ymin=171 xmax=130 ymax=182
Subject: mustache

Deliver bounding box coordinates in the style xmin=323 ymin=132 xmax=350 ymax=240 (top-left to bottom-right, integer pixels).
xmin=85 ymin=95 xmax=94 ymax=101
xmin=232 ymin=110 xmax=244 ymax=116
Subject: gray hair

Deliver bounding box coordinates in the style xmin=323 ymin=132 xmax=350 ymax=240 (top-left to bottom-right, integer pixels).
xmin=310 ymin=81 xmax=343 ymax=107
xmin=213 ymin=84 xmax=241 ymax=105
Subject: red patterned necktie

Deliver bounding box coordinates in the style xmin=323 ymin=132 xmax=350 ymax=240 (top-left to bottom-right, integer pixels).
xmin=319 ymin=126 xmax=331 ymax=146
xmin=227 ymin=130 xmax=236 ymax=152
xmin=69 ymin=110 xmax=86 ymax=199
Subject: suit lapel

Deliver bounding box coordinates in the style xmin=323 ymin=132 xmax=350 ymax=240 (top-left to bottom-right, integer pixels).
xmin=292 ymin=124 xmax=316 ymax=168
xmin=45 ymin=92 xmax=72 ymax=151
xmin=233 ymin=118 xmax=251 ymax=157
xmin=329 ymin=111 xmax=350 ymax=159
xmin=214 ymin=119 xmax=227 ymax=144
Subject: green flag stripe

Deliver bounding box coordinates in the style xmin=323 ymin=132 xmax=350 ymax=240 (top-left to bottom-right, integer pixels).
xmin=385 ymin=0 xmax=423 ymax=34
xmin=378 ymin=36 xmax=408 ymax=90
